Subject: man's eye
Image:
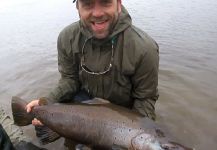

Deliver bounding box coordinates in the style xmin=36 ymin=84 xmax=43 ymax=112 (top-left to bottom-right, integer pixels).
xmin=82 ymin=2 xmax=92 ymax=6
xmin=81 ymin=3 xmax=93 ymax=9
xmin=101 ymin=0 xmax=112 ymax=6
xmin=80 ymin=0 xmax=112 ymax=8
xmin=80 ymin=0 xmax=94 ymax=8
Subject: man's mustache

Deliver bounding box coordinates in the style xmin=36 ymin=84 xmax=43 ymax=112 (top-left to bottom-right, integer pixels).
xmin=90 ymin=16 xmax=109 ymax=22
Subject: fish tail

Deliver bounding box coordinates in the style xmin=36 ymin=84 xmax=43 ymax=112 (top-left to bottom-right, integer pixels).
xmin=35 ymin=125 xmax=60 ymax=145
xmin=11 ymin=96 xmax=34 ymax=126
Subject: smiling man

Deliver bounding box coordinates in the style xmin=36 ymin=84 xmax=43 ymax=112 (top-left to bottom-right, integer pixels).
xmin=76 ymin=0 xmax=122 ymax=39
xmin=26 ymin=0 xmax=159 ymax=149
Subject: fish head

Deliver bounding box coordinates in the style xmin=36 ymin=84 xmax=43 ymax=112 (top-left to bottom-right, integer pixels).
xmin=131 ymin=132 xmax=163 ymax=150
xmin=131 ymin=133 xmax=193 ymax=150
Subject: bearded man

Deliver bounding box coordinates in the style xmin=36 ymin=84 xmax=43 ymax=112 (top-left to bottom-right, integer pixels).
xmin=26 ymin=0 xmax=159 ymax=149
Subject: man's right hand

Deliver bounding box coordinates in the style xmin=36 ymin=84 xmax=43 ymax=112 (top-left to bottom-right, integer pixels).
xmin=26 ymin=100 xmax=43 ymax=126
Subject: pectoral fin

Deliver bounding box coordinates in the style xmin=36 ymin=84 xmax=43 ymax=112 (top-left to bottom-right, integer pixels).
xmin=35 ymin=126 xmax=60 ymax=145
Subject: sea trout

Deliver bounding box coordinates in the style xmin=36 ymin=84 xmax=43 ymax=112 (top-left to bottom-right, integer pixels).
xmin=11 ymin=96 xmax=193 ymax=150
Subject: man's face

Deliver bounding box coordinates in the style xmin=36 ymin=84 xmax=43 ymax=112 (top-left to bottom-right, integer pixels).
xmin=77 ymin=0 xmax=122 ymax=39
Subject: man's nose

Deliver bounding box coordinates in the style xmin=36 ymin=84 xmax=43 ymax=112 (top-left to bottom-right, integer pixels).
xmin=92 ymin=3 xmax=104 ymax=17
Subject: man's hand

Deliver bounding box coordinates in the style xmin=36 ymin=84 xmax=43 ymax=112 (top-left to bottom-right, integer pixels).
xmin=26 ymin=100 xmax=43 ymax=126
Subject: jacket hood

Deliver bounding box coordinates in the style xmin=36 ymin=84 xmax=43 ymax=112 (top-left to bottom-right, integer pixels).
xmin=79 ymin=5 xmax=132 ymax=42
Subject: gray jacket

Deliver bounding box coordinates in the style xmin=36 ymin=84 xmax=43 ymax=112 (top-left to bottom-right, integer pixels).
xmin=48 ymin=6 xmax=159 ymax=120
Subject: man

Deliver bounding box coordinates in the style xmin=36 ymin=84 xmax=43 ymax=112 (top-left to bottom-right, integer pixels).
xmin=27 ymin=0 xmax=159 ymax=149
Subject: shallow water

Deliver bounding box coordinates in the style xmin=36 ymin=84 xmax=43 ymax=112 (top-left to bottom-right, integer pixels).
xmin=0 ymin=0 xmax=217 ymax=149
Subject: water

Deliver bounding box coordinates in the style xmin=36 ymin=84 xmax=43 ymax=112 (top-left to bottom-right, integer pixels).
xmin=0 ymin=0 xmax=217 ymax=149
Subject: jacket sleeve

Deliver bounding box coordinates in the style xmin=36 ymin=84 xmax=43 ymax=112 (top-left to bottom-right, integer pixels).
xmin=48 ymin=34 xmax=80 ymax=103
xmin=132 ymin=45 xmax=159 ymax=120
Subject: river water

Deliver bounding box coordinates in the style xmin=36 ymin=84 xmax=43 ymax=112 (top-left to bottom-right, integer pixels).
xmin=0 ymin=0 xmax=217 ymax=150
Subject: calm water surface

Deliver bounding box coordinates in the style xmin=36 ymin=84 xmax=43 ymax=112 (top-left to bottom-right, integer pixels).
xmin=0 ymin=0 xmax=217 ymax=149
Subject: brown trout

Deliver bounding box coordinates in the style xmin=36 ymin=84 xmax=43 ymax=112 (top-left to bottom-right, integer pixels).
xmin=11 ymin=96 xmax=193 ymax=150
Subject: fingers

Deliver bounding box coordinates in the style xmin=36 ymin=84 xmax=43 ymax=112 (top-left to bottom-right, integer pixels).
xmin=32 ymin=118 xmax=43 ymax=126
xmin=26 ymin=99 xmax=44 ymax=126
xmin=26 ymin=100 xmax=40 ymax=113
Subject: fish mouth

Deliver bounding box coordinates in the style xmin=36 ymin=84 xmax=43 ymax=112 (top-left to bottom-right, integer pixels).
xmin=161 ymin=142 xmax=193 ymax=150
xmin=161 ymin=143 xmax=178 ymax=149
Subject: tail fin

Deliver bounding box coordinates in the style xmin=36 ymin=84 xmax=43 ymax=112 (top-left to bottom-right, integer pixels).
xmin=11 ymin=96 xmax=34 ymax=126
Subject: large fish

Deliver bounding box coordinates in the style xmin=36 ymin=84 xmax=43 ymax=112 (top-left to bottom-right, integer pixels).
xmin=11 ymin=96 xmax=193 ymax=150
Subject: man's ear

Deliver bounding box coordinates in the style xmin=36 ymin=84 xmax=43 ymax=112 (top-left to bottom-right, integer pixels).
xmin=117 ymin=0 xmax=122 ymax=13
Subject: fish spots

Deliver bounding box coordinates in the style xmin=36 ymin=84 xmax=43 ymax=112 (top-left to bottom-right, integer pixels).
xmin=37 ymin=110 xmax=46 ymax=116
xmin=129 ymin=129 xmax=131 ymax=132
